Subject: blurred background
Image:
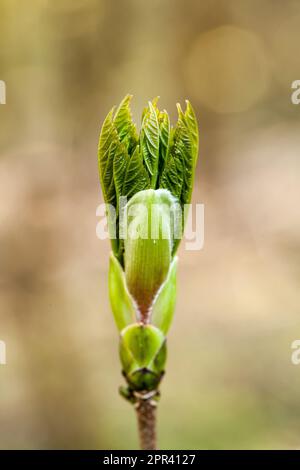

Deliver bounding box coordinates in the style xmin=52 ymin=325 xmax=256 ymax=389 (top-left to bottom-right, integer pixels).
xmin=0 ymin=0 xmax=300 ymax=449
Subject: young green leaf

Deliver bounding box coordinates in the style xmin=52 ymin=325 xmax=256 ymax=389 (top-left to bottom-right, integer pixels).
xmin=151 ymin=339 xmax=167 ymax=376
xmin=119 ymin=323 xmax=167 ymax=391
xmin=113 ymin=144 xmax=150 ymax=202
xmin=109 ymin=253 xmax=137 ymax=331
xmin=158 ymin=110 xmax=170 ymax=174
xmin=142 ymin=96 xmax=160 ymax=123
xmin=113 ymin=141 xmax=130 ymax=205
xmin=185 ymin=100 xmax=199 ymax=160
xmin=123 ymin=146 xmax=150 ymax=199
xmin=160 ymin=151 xmax=184 ymax=200
xmin=98 ymin=107 xmax=118 ymax=206
xmin=150 ymin=257 xmax=177 ymax=334
xmin=114 ymin=94 xmax=139 ymax=155
xmin=175 ymin=101 xmax=199 ymax=206
xmin=120 ymin=323 xmax=165 ymax=369
xmin=140 ymin=102 xmax=160 ymax=187
xmin=113 ymin=94 xmax=133 ymax=141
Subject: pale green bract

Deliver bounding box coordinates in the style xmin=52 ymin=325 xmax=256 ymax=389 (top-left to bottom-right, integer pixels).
xmin=98 ymin=95 xmax=198 ymax=400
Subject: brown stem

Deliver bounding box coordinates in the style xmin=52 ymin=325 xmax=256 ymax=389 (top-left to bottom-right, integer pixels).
xmin=135 ymin=397 xmax=157 ymax=450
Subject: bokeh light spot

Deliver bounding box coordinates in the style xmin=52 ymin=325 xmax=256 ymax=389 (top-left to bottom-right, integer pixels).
xmin=185 ymin=25 xmax=271 ymax=113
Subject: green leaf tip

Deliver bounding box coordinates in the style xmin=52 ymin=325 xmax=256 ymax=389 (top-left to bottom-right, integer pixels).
xmin=140 ymin=101 xmax=160 ymax=187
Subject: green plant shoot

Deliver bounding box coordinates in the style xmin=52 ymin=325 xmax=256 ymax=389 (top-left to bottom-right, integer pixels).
xmin=98 ymin=95 xmax=199 ymax=449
